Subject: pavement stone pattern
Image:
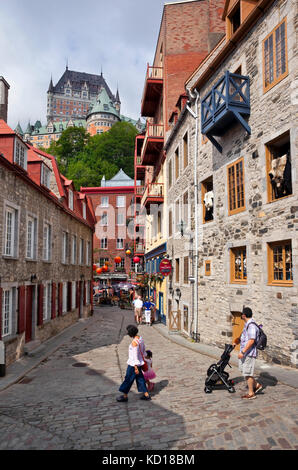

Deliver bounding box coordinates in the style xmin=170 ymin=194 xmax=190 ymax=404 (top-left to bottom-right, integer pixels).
xmin=0 ymin=306 xmax=297 ymax=450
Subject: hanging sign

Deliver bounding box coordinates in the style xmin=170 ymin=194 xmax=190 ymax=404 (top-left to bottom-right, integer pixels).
xmin=159 ymin=259 xmax=172 ymax=277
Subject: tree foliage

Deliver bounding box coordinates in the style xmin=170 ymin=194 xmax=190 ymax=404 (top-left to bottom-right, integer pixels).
xmin=42 ymin=121 xmax=137 ymax=189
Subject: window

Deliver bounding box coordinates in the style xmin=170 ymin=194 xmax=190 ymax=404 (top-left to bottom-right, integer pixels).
xmin=266 ymin=131 xmax=291 ymax=202
xmin=72 ymin=235 xmax=77 ymax=264
xmin=4 ymin=206 xmax=18 ymax=257
xmin=227 ymin=158 xmax=245 ymax=215
xmin=86 ymin=281 xmax=90 ymax=305
xmin=43 ymin=223 xmax=51 ymax=261
xmin=175 ymin=258 xmax=180 ymax=283
xmin=183 ymin=191 xmax=189 ymax=229
xmin=230 ymin=247 xmax=247 ymax=284
xmin=79 ymin=239 xmax=84 ymax=265
xmin=62 ymin=231 xmax=68 ymax=264
xmin=169 ymin=210 xmax=173 ymax=237
xmin=26 ymin=215 xmax=37 ymax=260
xmin=263 ymin=18 xmax=288 ymax=92
xmin=227 ymin=2 xmax=241 ymax=38
xmin=117 ymin=212 xmax=124 ymax=225
xmin=101 ymin=212 xmax=108 ymax=226
xmin=268 ymin=240 xmax=293 ymax=286
xmin=168 ymin=160 xmax=172 ymax=188
xmin=183 ymin=132 xmax=188 ymax=169
xmin=68 ymin=189 xmax=74 ymax=211
xmin=82 ymin=202 xmax=87 ymax=220
xmin=184 ymin=257 xmax=189 ymax=284
xmin=205 ymin=260 xmax=211 ymax=276
xmin=101 ymin=238 xmax=108 ymax=249
xmin=41 ymin=164 xmax=51 ymax=188
xmin=175 ymin=147 xmax=179 ymax=180
xmin=202 ymin=177 xmax=214 ymax=223
xmin=115 ymin=258 xmax=125 ymax=269
xmin=86 ymin=241 xmax=90 ymax=266
xmin=43 ymin=283 xmax=52 ymax=321
xmin=2 ymin=289 xmax=13 ymax=337
xmin=71 ymin=281 xmax=76 ymax=310
xmin=99 ymin=257 xmax=109 ymax=267
xmin=62 ymin=282 xmax=67 ymax=313
xmin=117 ymin=238 xmax=124 ymax=249
xmin=116 ymin=196 xmax=125 ymax=207
xmin=14 ymin=138 xmax=27 ymax=170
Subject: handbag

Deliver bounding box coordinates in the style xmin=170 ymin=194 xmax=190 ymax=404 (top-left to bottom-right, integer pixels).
xmin=138 ymin=339 xmax=148 ymax=372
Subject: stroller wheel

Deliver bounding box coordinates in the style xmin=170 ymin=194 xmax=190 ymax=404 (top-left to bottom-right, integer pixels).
xmin=228 ymin=386 xmax=235 ymax=393
xmin=204 ymin=386 xmax=212 ymax=394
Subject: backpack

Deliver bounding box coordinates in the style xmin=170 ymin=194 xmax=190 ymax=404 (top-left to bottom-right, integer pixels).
xmin=247 ymin=322 xmax=267 ymax=350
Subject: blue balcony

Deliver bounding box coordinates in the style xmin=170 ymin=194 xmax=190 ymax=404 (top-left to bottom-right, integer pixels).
xmin=201 ymin=71 xmax=251 ymax=153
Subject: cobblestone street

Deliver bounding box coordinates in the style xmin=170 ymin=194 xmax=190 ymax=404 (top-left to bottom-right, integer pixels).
xmin=0 ymin=306 xmax=297 ymax=450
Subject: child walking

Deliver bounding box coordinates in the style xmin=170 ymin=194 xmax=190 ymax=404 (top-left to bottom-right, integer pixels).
xmin=142 ymin=350 xmax=156 ymax=392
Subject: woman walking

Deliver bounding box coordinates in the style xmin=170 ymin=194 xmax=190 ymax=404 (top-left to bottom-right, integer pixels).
xmin=117 ymin=325 xmax=151 ymax=402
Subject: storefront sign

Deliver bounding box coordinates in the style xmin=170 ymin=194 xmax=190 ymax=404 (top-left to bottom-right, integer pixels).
xmin=159 ymin=259 xmax=172 ymax=277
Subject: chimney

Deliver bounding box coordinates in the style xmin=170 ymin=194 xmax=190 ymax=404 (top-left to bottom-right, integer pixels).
xmin=0 ymin=77 xmax=10 ymax=123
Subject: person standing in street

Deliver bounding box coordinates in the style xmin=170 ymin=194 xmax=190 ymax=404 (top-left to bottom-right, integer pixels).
xmin=117 ymin=325 xmax=151 ymax=402
xmin=143 ymin=297 xmax=153 ymax=326
xmin=133 ymin=295 xmax=143 ymax=324
xmin=233 ymin=307 xmax=263 ymax=400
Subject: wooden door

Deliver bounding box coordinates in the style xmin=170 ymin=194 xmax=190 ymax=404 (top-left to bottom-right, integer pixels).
xmin=232 ymin=312 xmax=245 ymax=351
xmin=25 ymin=285 xmax=33 ymax=343
xmin=169 ymin=310 xmax=181 ymax=331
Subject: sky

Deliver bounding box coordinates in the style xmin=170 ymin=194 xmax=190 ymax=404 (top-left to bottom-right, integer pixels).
xmin=0 ymin=0 xmax=166 ymax=130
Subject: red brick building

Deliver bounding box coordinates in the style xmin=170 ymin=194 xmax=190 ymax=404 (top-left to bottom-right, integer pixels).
xmin=81 ymin=170 xmax=140 ymax=285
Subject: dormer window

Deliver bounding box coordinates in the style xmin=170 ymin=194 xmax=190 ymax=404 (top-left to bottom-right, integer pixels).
xmin=82 ymin=202 xmax=86 ymax=219
xmin=14 ymin=138 xmax=27 ymax=170
xmin=47 ymin=125 xmax=53 ymax=133
xmin=41 ymin=164 xmax=51 ymax=189
xmin=68 ymin=189 xmax=74 ymax=210
xmin=228 ymin=3 xmax=241 ymax=36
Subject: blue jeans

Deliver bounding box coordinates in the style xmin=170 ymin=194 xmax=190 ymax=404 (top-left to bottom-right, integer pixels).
xmin=119 ymin=365 xmax=148 ymax=394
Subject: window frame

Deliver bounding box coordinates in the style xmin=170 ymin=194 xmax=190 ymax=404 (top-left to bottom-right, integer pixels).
xmin=227 ymin=157 xmax=245 ymax=216
xmin=265 ymin=131 xmax=291 ymax=203
xmin=2 ymin=288 xmax=13 ymax=337
xmin=26 ymin=214 xmax=38 ymax=260
xmin=3 ymin=205 xmax=18 ymax=258
xmin=230 ymin=246 xmax=247 ymax=284
xmin=205 ymin=260 xmax=211 ymax=276
xmin=267 ymin=240 xmax=293 ymax=287
xmin=263 ymin=18 xmax=288 ymax=93
xmin=43 ymin=222 xmax=52 ymax=262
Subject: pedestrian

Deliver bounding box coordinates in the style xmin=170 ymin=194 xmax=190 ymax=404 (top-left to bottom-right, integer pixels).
xmin=233 ymin=307 xmax=263 ymax=400
xmin=117 ymin=325 xmax=151 ymax=402
xmin=142 ymin=350 xmax=156 ymax=392
xmin=149 ymin=296 xmax=156 ymax=325
xmin=143 ymin=297 xmax=153 ymax=326
xmin=133 ymin=295 xmax=143 ymax=324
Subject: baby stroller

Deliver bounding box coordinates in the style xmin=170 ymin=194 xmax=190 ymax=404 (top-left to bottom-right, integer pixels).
xmin=204 ymin=344 xmax=236 ymax=394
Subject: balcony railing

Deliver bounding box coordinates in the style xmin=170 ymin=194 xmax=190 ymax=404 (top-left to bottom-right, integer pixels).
xmin=135 ymin=185 xmax=145 ymax=197
xmin=141 ymin=122 xmax=164 ymax=165
xmin=146 ymin=65 xmax=163 ymax=80
xmin=141 ymin=64 xmax=163 ymax=117
xmin=201 ymin=71 xmax=251 ymax=153
xmin=141 ymin=182 xmax=164 ymax=208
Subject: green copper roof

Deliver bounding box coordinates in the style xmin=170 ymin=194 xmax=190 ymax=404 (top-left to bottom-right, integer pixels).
xmin=87 ymin=87 xmax=120 ymax=119
xmin=15 ymin=122 xmax=24 ymax=135
xmin=31 ymin=119 xmax=86 ymax=136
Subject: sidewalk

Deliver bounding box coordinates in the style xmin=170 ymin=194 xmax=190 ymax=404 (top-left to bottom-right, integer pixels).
xmin=1 ymin=311 xmax=297 ymax=392
xmin=0 ymin=316 xmax=95 ymax=392
xmin=153 ymin=322 xmax=298 ymax=389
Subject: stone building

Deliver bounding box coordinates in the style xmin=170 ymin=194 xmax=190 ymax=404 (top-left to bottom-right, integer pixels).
xmin=135 ymin=0 xmax=226 ymax=323
xmin=0 ymin=118 xmax=96 ymax=367
xmin=165 ymin=0 xmax=298 ymax=366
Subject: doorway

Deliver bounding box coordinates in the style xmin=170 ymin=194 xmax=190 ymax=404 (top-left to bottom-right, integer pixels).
xmin=232 ymin=312 xmax=245 ymax=351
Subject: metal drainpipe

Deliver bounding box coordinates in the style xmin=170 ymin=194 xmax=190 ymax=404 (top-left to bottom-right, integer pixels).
xmin=186 ymin=89 xmax=200 ymax=340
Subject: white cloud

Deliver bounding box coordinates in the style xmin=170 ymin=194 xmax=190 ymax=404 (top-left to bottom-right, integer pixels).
xmin=0 ymin=0 xmax=165 ymax=130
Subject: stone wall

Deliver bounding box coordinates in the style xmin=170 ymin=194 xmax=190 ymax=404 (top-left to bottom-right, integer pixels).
xmin=165 ymin=0 xmax=298 ymax=366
